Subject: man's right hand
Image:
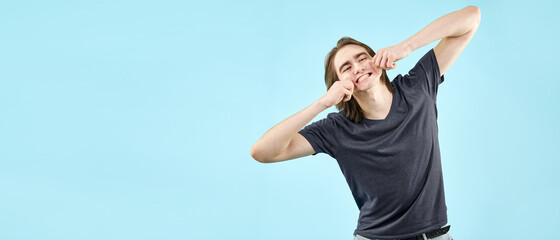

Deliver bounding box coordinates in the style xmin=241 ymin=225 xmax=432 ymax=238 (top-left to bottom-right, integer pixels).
xmin=319 ymin=79 xmax=354 ymax=108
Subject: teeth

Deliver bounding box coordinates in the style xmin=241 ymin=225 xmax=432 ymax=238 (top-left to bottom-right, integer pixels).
xmin=358 ymin=74 xmax=369 ymax=82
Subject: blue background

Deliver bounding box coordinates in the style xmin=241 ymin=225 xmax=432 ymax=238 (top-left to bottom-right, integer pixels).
xmin=1 ymin=0 xmax=559 ymax=239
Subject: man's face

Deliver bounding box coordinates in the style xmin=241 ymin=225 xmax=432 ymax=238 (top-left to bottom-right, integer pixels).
xmin=333 ymin=44 xmax=382 ymax=92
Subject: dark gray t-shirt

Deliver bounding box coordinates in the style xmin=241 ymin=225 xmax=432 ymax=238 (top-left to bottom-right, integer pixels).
xmin=299 ymin=49 xmax=447 ymax=239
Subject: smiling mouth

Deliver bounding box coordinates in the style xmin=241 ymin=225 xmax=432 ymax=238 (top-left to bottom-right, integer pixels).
xmin=356 ymin=73 xmax=372 ymax=83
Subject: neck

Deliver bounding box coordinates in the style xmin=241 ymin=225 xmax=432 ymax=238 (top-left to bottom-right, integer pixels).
xmin=353 ymin=80 xmax=393 ymax=120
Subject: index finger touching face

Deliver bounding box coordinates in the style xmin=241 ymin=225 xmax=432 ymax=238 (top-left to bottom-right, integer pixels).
xmin=371 ymin=55 xmax=378 ymax=67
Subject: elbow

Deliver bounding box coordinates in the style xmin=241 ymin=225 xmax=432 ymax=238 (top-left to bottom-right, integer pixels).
xmin=250 ymin=143 xmax=271 ymax=163
xmin=466 ymin=5 xmax=481 ymax=26
xmin=465 ymin=5 xmax=480 ymax=15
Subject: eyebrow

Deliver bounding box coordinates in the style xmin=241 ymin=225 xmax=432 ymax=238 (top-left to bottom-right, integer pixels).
xmin=338 ymin=52 xmax=368 ymax=73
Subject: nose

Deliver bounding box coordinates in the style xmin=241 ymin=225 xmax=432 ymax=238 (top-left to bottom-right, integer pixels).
xmin=353 ymin=62 xmax=365 ymax=74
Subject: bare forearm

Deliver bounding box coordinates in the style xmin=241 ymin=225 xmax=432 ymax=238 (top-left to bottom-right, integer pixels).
xmin=401 ymin=6 xmax=481 ymax=52
xmin=252 ymin=100 xmax=328 ymax=160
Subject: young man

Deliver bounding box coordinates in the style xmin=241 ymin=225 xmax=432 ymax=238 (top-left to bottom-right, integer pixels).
xmin=251 ymin=6 xmax=481 ymax=240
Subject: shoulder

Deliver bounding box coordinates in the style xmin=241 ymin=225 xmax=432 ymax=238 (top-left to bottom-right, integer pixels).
xmin=305 ymin=111 xmax=356 ymax=130
xmin=332 ymin=111 xmax=359 ymax=124
xmin=419 ymin=48 xmax=439 ymax=72
xmin=303 ymin=112 xmax=347 ymax=130
xmin=318 ymin=111 xmax=350 ymax=127
xmin=331 ymin=111 xmax=348 ymax=120
xmin=410 ymin=49 xmax=439 ymax=78
xmin=391 ymin=49 xmax=442 ymax=94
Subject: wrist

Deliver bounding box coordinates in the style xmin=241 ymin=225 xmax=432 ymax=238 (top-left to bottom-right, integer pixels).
xmin=315 ymin=98 xmax=331 ymax=110
xmin=399 ymin=40 xmax=414 ymax=54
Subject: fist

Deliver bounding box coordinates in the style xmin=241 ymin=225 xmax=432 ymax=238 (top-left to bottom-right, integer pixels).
xmin=371 ymin=44 xmax=411 ymax=70
xmin=320 ymin=78 xmax=354 ymax=108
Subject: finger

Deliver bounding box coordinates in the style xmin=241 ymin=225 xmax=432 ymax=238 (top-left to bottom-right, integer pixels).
xmin=343 ymin=90 xmax=352 ymax=102
xmin=382 ymin=51 xmax=389 ymax=67
xmin=384 ymin=51 xmax=392 ymax=68
xmin=386 ymin=56 xmax=394 ymax=69
xmin=344 ymin=82 xmax=354 ymax=92
xmin=342 ymin=91 xmax=349 ymax=102
xmin=380 ymin=56 xmax=387 ymax=69
xmin=368 ymin=58 xmax=375 ymax=67
xmin=381 ymin=52 xmax=388 ymax=67
xmin=374 ymin=51 xmax=382 ymax=67
xmin=343 ymin=83 xmax=353 ymax=93
xmin=342 ymin=78 xmax=353 ymax=86
xmin=343 ymin=83 xmax=352 ymax=91
xmin=373 ymin=64 xmax=381 ymax=74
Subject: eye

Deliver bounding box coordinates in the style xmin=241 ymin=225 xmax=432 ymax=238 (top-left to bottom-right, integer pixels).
xmin=359 ymin=57 xmax=366 ymax=62
xmin=343 ymin=66 xmax=350 ymax=72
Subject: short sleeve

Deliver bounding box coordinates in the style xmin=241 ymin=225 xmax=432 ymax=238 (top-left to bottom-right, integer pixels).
xmin=298 ymin=113 xmax=339 ymax=158
xmin=399 ymin=49 xmax=445 ymax=101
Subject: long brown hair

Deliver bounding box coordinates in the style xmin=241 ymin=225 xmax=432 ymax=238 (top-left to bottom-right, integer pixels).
xmin=324 ymin=37 xmax=395 ymax=123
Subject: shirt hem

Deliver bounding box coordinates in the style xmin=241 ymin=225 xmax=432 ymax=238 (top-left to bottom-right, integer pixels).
xmin=353 ymin=217 xmax=448 ymax=240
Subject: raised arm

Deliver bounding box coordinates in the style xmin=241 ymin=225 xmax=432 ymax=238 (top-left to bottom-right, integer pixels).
xmin=372 ymin=6 xmax=481 ymax=76
xmin=250 ymin=79 xmax=355 ymax=163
